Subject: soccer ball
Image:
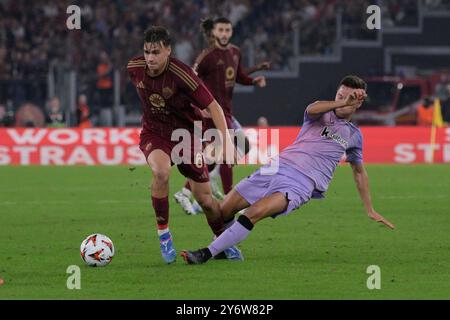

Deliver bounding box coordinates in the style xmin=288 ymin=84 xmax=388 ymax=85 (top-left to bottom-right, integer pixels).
xmin=80 ymin=233 xmax=115 ymax=267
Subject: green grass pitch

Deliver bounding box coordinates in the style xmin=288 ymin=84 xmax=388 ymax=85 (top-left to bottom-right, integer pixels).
xmin=0 ymin=164 xmax=449 ymax=299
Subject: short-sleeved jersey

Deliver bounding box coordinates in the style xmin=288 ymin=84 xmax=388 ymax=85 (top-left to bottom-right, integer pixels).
xmin=127 ymin=56 xmax=214 ymax=137
xmin=194 ymin=44 xmax=254 ymax=120
xmin=277 ymin=109 xmax=363 ymax=193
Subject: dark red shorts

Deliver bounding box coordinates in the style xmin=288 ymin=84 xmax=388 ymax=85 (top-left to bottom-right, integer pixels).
xmin=139 ymin=132 xmax=209 ymax=183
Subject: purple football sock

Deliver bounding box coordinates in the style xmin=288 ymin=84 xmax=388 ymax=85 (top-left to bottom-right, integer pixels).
xmin=208 ymin=219 xmax=251 ymax=257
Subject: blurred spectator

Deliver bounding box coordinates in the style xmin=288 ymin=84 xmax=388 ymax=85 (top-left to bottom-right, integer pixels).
xmin=384 ymin=0 xmax=419 ymax=27
xmin=96 ymin=51 xmax=113 ymax=110
xmin=15 ymin=103 xmax=45 ymax=127
xmin=46 ymin=97 xmax=65 ymax=127
xmin=0 ymin=103 xmax=15 ymax=127
xmin=227 ymin=0 xmax=249 ymax=25
xmin=0 ymin=104 xmax=6 ymax=127
xmin=253 ymin=26 xmax=269 ymax=48
xmin=174 ymin=35 xmax=195 ymax=65
xmin=257 ymin=116 xmax=269 ymax=127
xmin=424 ymin=0 xmax=450 ymax=10
xmin=77 ymin=94 xmax=93 ymax=128
xmin=441 ymin=85 xmax=450 ymax=125
xmin=416 ymin=97 xmax=434 ymax=126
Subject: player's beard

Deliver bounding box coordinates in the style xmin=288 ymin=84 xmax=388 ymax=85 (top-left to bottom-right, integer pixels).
xmin=216 ymin=36 xmax=230 ymax=47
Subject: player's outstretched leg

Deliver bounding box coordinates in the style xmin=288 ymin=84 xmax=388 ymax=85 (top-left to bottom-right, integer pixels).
xmin=189 ymin=180 xmax=243 ymax=260
xmin=181 ymin=192 xmax=288 ymax=265
xmin=213 ymin=189 xmax=250 ymax=260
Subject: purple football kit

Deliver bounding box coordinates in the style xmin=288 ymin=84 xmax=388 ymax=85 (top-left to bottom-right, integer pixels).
xmin=235 ymin=109 xmax=363 ymax=216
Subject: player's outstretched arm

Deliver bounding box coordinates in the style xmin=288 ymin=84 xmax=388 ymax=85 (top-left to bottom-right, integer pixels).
xmin=307 ymin=89 xmax=367 ymax=119
xmin=244 ymin=61 xmax=271 ymax=75
xmin=306 ymin=100 xmax=347 ymax=119
xmin=350 ymin=162 xmax=395 ymax=230
xmin=236 ymin=54 xmax=266 ymax=87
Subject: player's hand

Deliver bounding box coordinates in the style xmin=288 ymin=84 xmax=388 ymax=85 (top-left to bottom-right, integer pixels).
xmin=368 ymin=210 xmax=395 ymax=229
xmin=257 ymin=61 xmax=271 ymax=71
xmin=344 ymin=89 xmax=367 ymax=107
xmin=253 ymin=76 xmax=266 ymax=88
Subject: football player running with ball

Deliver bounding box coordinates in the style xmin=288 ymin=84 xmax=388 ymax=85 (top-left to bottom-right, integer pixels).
xmin=127 ymin=26 xmax=241 ymax=264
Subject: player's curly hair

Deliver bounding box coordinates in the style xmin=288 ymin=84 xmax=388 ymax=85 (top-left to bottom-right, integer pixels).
xmin=200 ymin=18 xmax=215 ymax=38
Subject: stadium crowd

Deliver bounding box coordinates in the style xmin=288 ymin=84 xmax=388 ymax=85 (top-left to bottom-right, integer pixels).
xmin=1 ymin=0 xmax=448 ymax=127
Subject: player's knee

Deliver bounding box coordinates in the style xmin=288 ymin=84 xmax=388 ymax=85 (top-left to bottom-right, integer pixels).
xmin=152 ymin=168 xmax=170 ymax=184
xmin=245 ymin=205 xmax=266 ymax=224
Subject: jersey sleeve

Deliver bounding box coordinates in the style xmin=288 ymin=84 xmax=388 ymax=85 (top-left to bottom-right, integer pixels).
xmin=169 ymin=61 xmax=214 ymax=110
xmin=304 ymin=103 xmax=339 ymax=124
xmin=303 ymin=108 xmax=319 ymax=124
xmin=345 ymin=130 xmax=363 ymax=164
xmin=126 ymin=57 xmax=146 ymax=86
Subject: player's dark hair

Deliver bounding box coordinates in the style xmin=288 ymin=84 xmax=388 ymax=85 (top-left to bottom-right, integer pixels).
xmin=200 ymin=18 xmax=215 ymax=39
xmin=144 ymin=26 xmax=171 ymax=47
xmin=340 ymin=75 xmax=367 ymax=90
xmin=214 ymin=17 xmax=232 ymax=25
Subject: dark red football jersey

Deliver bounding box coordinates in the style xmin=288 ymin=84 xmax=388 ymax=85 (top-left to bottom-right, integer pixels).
xmin=127 ymin=56 xmax=214 ymax=137
xmin=194 ymin=44 xmax=254 ymax=120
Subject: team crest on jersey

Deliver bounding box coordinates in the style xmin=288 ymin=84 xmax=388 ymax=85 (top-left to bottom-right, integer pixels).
xmin=149 ymin=93 xmax=165 ymax=108
xmin=226 ymin=66 xmax=235 ymax=80
xmin=162 ymin=87 xmax=174 ymax=99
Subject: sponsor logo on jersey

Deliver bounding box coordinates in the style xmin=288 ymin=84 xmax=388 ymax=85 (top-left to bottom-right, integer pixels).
xmin=162 ymin=87 xmax=174 ymax=99
xmin=321 ymin=126 xmax=348 ymax=148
